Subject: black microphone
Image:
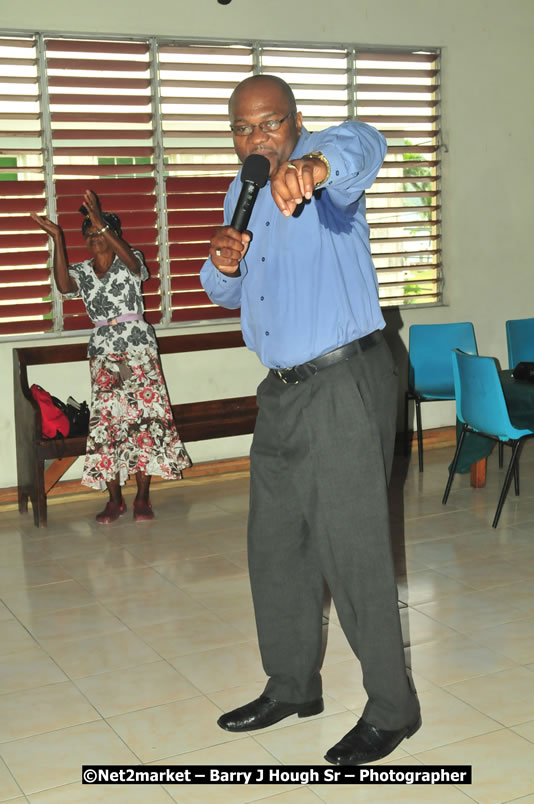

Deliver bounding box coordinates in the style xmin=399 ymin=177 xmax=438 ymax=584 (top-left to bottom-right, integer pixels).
xmin=230 ymin=154 xmax=270 ymax=232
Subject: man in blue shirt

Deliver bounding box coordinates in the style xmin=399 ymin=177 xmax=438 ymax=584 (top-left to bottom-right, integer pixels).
xmin=200 ymin=75 xmax=421 ymax=765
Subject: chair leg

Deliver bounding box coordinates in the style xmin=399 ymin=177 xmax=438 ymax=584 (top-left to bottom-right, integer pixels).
xmin=498 ymin=442 xmax=504 ymax=468
xmin=514 ymin=455 xmax=520 ymax=496
xmin=415 ymin=398 xmax=423 ymax=472
xmin=403 ymin=391 xmax=411 ymax=457
xmin=493 ymin=440 xmax=523 ymax=528
xmin=443 ymin=424 xmax=468 ymax=505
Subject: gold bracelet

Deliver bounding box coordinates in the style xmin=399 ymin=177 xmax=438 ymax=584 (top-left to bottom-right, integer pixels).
xmin=97 ymin=223 xmax=110 ymax=235
xmin=301 ymin=151 xmax=331 ymax=187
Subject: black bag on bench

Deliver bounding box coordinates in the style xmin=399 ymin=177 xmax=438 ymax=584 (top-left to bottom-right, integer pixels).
xmin=65 ymin=396 xmax=90 ymax=436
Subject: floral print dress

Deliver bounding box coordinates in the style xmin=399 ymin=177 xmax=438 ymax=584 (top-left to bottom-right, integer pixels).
xmin=66 ymin=251 xmax=191 ymax=490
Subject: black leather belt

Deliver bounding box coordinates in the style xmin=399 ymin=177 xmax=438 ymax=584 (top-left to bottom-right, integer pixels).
xmin=271 ymin=331 xmax=382 ymax=384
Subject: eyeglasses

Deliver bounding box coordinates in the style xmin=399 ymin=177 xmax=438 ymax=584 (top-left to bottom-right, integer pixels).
xmin=230 ymin=112 xmax=293 ymax=137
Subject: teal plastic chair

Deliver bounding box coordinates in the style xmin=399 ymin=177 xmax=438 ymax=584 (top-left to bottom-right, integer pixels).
xmin=442 ymin=350 xmax=534 ymax=528
xmin=404 ymin=322 xmax=478 ymax=471
xmin=506 ymin=317 xmax=534 ymax=368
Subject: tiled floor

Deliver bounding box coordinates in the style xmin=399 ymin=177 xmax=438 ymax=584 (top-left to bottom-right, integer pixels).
xmin=1 ymin=444 xmax=534 ymax=803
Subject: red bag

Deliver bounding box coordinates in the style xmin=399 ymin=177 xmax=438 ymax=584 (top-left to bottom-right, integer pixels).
xmin=30 ymin=384 xmax=70 ymax=438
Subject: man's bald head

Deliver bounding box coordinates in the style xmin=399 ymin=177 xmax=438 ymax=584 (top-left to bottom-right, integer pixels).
xmin=229 ymin=75 xmax=297 ymax=116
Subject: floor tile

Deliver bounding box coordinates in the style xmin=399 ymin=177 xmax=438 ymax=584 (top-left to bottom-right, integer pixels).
xmin=1 ymin=580 xmax=95 ymax=619
xmin=0 ymin=560 xmax=71 ymax=592
xmin=168 ymin=641 xmax=265 ymax=693
xmin=0 ymin=680 xmax=100 ymax=741
xmin=43 ymin=628 xmax=161 ymax=679
xmin=107 ymin=696 xmax=242 ymax=762
xmin=396 ymin=569 xmax=474 ymax=606
xmin=134 ymin=611 xmax=248 ymax=660
xmin=103 ymin=588 xmax=206 ymax=629
xmin=23 ymin=603 xmax=125 ymax=645
xmin=121 ymin=536 xmax=218 ymax=565
xmin=321 ymin=623 xmax=358 ymax=666
xmin=320 ymin=659 xmax=367 ymax=711
xmin=0 ymin=603 xmax=13 ymax=623
xmin=73 ymin=566 xmax=181 ymax=603
xmin=0 ymin=620 xmax=38 ymax=656
xmin=75 ymin=660 xmax=199 ymax=717
xmin=34 ymin=531 xmax=118 ymax=560
xmin=445 ymin=666 xmax=534 ymax=727
xmin=0 ymin=646 xmax=67 ymax=695
xmin=415 ymin=590 xmax=528 ymax=634
xmin=155 ymin=738 xmax=300 ymax=803
xmin=0 ymin=758 xmax=24 ymax=802
xmin=400 ymin=607 xmax=458 ymax=646
xmin=181 ymin=574 xmax=254 ymax=614
xmin=0 ymin=539 xmax=52 ymax=567
xmin=152 ymin=554 xmax=247 ymax=588
xmin=403 ymin=685 xmax=501 ymax=754
xmin=415 ymin=728 xmax=534 ymax=804
xmin=55 ymin=547 xmax=146 ymax=582
xmin=434 ymin=555 xmax=534 ymax=590
xmin=470 ymin=617 xmax=534 ymax=664
xmin=408 ymin=633 xmax=516 ymax=686
xmin=309 ymin=758 xmax=474 ymax=803
xmin=223 ymin=549 xmax=248 ymax=570
xmin=255 ymin=792 xmax=324 ymax=804
xmin=0 ymin=720 xmax=139 ymax=795
xmin=512 ymin=719 xmax=534 ymax=743
xmin=480 ymin=580 xmax=534 ymax=618
xmin=402 ymin=509 xmax=485 ymax=542
xmin=27 ymin=782 xmax=174 ymax=802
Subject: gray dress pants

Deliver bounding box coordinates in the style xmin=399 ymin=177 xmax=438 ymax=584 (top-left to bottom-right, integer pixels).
xmin=247 ymin=334 xmax=420 ymax=730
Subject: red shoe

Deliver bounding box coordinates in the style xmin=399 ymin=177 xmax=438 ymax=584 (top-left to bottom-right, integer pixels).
xmin=133 ymin=499 xmax=154 ymax=522
xmin=95 ymin=500 xmax=127 ymax=525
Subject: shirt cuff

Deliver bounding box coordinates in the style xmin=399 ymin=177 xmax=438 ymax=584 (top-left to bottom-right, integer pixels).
xmin=316 ymin=145 xmax=342 ymax=189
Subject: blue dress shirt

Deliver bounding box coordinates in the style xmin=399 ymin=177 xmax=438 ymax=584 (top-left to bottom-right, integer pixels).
xmin=200 ymin=121 xmax=387 ymax=369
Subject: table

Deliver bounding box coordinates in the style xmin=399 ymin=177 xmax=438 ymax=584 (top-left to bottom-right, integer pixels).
xmin=454 ymin=370 xmax=534 ymax=486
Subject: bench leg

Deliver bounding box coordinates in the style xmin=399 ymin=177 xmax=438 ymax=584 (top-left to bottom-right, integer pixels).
xmin=18 ymin=487 xmax=29 ymax=514
xmin=29 ymin=459 xmax=47 ymax=528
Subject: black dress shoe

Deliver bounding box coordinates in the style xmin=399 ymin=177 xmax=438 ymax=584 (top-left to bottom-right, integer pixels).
xmin=325 ymin=715 xmax=422 ymax=765
xmin=217 ymin=694 xmax=324 ymax=732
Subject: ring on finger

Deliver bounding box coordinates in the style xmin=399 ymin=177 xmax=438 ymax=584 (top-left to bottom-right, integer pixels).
xmin=286 ymin=163 xmax=298 ymax=172
xmin=215 ymin=249 xmax=221 ymax=257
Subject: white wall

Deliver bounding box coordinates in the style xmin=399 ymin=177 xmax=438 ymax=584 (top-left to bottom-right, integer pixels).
xmin=2 ymin=0 xmax=533 ymax=488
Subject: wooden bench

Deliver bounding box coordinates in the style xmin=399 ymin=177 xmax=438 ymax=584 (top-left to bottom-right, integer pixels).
xmin=13 ymin=330 xmax=258 ymax=527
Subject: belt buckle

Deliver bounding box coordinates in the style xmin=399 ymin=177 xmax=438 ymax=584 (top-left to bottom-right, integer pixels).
xmin=274 ymin=369 xmax=300 ymax=384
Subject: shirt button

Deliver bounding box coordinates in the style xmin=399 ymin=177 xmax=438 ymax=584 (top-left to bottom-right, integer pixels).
xmin=261 ymin=257 xmax=266 ymax=262
xmin=260 ymin=296 xmax=264 ymax=301
xmin=265 ymin=331 xmax=269 ymax=336
xmin=336 ymin=170 xmax=339 ymax=175
xmin=266 ymin=221 xmax=270 ymax=226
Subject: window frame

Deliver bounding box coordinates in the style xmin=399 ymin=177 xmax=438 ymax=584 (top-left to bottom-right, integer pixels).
xmin=0 ymin=33 xmax=442 ymax=342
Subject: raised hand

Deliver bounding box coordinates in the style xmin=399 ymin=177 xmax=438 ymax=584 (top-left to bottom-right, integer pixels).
xmin=29 ymin=212 xmax=63 ymax=240
xmin=82 ymin=189 xmax=105 ymax=229
xmin=270 ymin=156 xmax=327 ymax=217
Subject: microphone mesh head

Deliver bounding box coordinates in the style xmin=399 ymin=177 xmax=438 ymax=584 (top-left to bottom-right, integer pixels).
xmin=241 ymin=154 xmax=270 ymax=187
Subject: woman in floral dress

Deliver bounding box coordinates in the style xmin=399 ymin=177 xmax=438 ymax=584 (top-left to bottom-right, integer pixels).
xmin=31 ymin=190 xmax=191 ymax=523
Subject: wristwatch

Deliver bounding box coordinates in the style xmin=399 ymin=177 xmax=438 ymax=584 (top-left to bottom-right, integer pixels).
xmin=301 ymin=151 xmax=331 ymax=187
